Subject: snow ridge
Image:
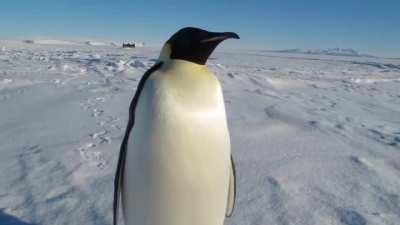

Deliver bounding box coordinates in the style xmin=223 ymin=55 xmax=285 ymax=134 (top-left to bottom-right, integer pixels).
xmin=272 ymin=48 xmax=375 ymax=57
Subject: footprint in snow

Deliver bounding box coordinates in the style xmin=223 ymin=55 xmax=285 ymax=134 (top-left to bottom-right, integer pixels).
xmin=90 ymin=130 xmax=112 ymax=144
xmin=91 ymin=108 xmax=104 ymax=117
xmin=128 ymin=60 xmax=147 ymax=69
xmin=95 ymin=97 xmax=106 ymax=102
xmin=367 ymin=129 xmax=400 ymax=147
xmin=77 ymin=143 xmax=107 ymax=169
xmin=336 ymin=208 xmax=366 ymax=225
xmin=98 ymin=116 xmax=121 ymax=131
xmin=20 ymin=145 xmax=42 ymax=157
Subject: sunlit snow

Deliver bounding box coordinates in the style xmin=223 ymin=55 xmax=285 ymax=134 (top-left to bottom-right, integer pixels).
xmin=0 ymin=39 xmax=399 ymax=225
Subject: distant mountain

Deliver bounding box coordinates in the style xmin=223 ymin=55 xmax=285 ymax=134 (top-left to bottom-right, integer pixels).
xmin=23 ymin=39 xmax=79 ymax=45
xmin=271 ymin=48 xmax=376 ymax=58
xmin=21 ymin=39 xmax=141 ymax=48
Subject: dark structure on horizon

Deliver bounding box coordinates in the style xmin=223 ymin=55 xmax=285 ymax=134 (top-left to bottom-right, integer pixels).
xmin=122 ymin=43 xmax=136 ymax=48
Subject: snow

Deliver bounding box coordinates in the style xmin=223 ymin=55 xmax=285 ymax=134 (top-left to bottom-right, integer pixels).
xmin=85 ymin=41 xmax=117 ymax=47
xmin=4 ymin=39 xmax=139 ymax=48
xmin=272 ymin=48 xmax=375 ymax=58
xmin=0 ymin=40 xmax=399 ymax=225
xmin=23 ymin=39 xmax=80 ymax=46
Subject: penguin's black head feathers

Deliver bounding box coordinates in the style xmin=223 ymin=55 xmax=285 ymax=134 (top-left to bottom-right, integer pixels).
xmin=165 ymin=27 xmax=239 ymax=65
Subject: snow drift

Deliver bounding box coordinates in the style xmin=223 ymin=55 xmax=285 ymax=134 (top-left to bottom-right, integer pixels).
xmin=0 ymin=40 xmax=399 ymax=225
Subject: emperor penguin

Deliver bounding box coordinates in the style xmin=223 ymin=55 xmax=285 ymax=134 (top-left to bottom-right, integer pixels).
xmin=114 ymin=27 xmax=239 ymax=225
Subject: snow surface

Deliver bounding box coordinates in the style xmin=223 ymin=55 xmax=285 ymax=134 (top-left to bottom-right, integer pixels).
xmin=17 ymin=39 xmax=134 ymax=48
xmin=0 ymin=40 xmax=399 ymax=225
xmin=23 ymin=39 xmax=81 ymax=46
xmin=271 ymin=48 xmax=375 ymax=58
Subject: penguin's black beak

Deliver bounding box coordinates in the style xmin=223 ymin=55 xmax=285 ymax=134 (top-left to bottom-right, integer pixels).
xmin=200 ymin=32 xmax=240 ymax=43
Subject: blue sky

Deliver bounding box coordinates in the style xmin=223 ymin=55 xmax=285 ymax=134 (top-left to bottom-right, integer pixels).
xmin=0 ymin=0 xmax=399 ymax=57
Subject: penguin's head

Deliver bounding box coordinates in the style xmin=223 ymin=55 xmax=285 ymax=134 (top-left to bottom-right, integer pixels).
xmin=159 ymin=27 xmax=239 ymax=65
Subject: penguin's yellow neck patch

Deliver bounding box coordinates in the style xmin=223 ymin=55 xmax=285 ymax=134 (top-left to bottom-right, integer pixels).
xmin=158 ymin=43 xmax=172 ymax=62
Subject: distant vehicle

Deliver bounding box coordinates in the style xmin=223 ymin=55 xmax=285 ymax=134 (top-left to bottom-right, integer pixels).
xmin=122 ymin=43 xmax=136 ymax=48
xmin=23 ymin=40 xmax=35 ymax=44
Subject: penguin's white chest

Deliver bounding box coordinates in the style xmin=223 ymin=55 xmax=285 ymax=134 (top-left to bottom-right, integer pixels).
xmin=122 ymin=61 xmax=231 ymax=225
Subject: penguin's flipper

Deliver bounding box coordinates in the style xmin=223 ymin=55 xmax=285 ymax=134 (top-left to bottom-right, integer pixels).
xmin=225 ymin=155 xmax=236 ymax=217
xmin=113 ymin=62 xmax=163 ymax=225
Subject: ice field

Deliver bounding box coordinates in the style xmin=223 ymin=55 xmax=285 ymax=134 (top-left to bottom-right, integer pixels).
xmin=0 ymin=40 xmax=399 ymax=225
